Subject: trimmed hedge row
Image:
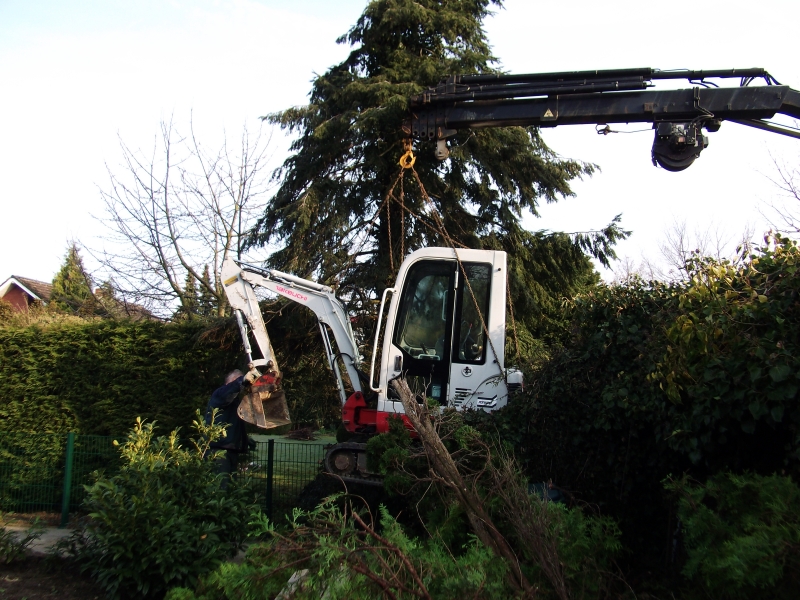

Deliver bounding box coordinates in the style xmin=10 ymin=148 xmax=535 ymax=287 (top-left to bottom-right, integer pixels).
xmin=0 ymin=319 xmax=241 ymax=435
xmin=488 ymin=236 xmax=800 ymax=578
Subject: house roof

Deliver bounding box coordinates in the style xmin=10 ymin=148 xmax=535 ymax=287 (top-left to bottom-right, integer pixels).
xmin=0 ymin=275 xmax=53 ymax=303
xmin=0 ymin=275 xmax=158 ymax=320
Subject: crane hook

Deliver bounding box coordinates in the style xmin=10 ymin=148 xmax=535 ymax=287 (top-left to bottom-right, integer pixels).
xmin=399 ymin=149 xmax=416 ymax=169
xmin=399 ymin=139 xmax=416 ymax=169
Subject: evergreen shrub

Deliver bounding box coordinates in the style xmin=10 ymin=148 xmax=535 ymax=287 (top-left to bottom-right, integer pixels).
xmin=365 ymin=413 xmax=622 ymax=598
xmin=0 ymin=319 xmax=240 ymax=435
xmin=666 ymin=472 xmax=800 ymax=599
xmin=167 ymin=499 xmax=513 ymax=600
xmin=61 ymin=415 xmax=258 ymax=599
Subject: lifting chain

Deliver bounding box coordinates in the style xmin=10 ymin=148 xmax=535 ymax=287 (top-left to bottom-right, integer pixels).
xmin=361 ymin=141 xmax=521 ymax=376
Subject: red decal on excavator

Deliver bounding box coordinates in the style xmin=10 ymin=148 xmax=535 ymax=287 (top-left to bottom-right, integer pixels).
xmin=255 ymin=373 xmax=278 ymax=386
xmin=276 ymin=285 xmax=308 ymax=302
xmin=342 ymin=392 xmax=416 ymax=436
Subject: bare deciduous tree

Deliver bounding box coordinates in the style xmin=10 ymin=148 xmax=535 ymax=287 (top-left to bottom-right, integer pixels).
xmin=93 ymin=119 xmax=272 ymax=318
xmin=613 ymin=218 xmax=754 ymax=283
xmin=658 ymin=218 xmax=736 ymax=276
xmin=763 ymin=155 xmax=800 ymax=235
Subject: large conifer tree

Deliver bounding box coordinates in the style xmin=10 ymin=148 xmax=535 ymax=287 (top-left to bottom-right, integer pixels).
xmin=198 ymin=265 xmax=217 ymax=318
xmin=253 ymin=0 xmax=627 ymax=356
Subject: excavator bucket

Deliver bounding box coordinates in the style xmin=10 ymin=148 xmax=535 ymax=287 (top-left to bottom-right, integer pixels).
xmin=238 ymin=375 xmax=291 ymax=430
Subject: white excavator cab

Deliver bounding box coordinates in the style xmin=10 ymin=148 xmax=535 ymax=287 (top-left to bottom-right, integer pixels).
xmin=373 ymin=248 xmax=512 ymax=416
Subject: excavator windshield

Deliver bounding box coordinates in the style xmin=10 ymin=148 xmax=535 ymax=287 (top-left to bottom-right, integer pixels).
xmin=392 ymin=260 xmax=455 ymax=403
xmin=393 ymin=261 xmax=453 ymax=361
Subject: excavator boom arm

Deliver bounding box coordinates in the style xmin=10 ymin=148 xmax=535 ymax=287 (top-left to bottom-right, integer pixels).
xmin=221 ymin=257 xmax=363 ymax=407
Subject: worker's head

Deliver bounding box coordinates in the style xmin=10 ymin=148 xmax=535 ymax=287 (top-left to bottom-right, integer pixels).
xmin=225 ymin=369 xmax=244 ymax=384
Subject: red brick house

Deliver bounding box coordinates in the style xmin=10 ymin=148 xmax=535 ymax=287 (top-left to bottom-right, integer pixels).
xmin=0 ymin=276 xmax=53 ymax=311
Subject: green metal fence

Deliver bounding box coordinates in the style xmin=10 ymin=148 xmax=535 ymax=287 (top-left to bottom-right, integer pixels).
xmin=0 ymin=432 xmax=326 ymax=526
xmin=245 ymin=439 xmax=329 ymax=519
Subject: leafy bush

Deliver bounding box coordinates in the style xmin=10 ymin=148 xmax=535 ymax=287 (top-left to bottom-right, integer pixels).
xmin=487 ymin=236 xmax=800 ymax=580
xmin=60 ymin=415 xmax=258 ymax=599
xmin=667 ymin=472 xmax=800 ymax=599
xmin=654 ymin=237 xmax=800 ymax=471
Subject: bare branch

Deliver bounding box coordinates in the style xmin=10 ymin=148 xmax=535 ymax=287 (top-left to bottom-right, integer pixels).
xmin=390 ymin=378 xmax=535 ymax=597
xmin=761 ymin=152 xmax=800 ymax=236
xmin=92 ymin=119 xmax=273 ymax=318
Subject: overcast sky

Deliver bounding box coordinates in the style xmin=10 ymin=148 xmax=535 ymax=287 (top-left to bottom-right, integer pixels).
xmin=2 ymin=0 xmax=799 ymax=283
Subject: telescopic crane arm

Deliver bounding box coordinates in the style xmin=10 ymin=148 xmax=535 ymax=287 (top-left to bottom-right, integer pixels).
xmin=406 ymin=67 xmax=800 ymax=171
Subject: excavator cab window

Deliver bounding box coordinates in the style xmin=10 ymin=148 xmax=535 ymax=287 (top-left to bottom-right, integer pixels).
xmin=392 ymin=260 xmax=455 ymax=403
xmin=452 ymin=263 xmax=491 ymax=364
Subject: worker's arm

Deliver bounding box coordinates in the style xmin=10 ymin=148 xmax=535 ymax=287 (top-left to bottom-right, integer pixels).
xmin=205 ymin=377 xmax=245 ymax=425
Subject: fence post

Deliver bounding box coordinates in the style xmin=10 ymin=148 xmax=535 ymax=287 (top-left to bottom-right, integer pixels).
xmin=266 ymin=438 xmax=274 ymax=520
xmin=60 ymin=432 xmax=75 ymax=528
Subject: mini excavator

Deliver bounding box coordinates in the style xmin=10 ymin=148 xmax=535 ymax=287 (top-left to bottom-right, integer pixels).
xmin=225 ymin=67 xmax=800 ymax=484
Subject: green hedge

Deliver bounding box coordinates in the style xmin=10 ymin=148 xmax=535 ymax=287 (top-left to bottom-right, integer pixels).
xmin=0 ymin=319 xmax=241 ymax=435
xmin=667 ymin=472 xmax=800 ymax=599
xmin=489 ymin=236 xmax=800 ymax=581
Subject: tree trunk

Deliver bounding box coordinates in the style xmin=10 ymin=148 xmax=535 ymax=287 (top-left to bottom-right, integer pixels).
xmin=390 ymin=378 xmax=535 ymax=598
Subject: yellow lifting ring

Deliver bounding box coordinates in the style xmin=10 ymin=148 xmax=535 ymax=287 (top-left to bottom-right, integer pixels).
xmin=399 ymin=149 xmax=416 ymax=169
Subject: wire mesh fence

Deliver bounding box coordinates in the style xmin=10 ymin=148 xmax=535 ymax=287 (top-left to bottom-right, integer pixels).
xmin=0 ymin=431 xmax=68 ymax=516
xmin=243 ymin=439 xmax=328 ymax=519
xmin=0 ymin=432 xmax=327 ymax=525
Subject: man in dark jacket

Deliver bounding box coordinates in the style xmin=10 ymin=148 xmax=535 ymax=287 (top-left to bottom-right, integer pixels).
xmin=205 ymin=369 xmax=252 ymax=482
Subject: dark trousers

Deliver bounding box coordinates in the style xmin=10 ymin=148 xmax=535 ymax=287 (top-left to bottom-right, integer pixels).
xmin=214 ymin=449 xmax=240 ymax=490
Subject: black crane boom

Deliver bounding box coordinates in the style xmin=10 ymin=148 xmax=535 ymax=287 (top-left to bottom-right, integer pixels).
xmin=406 ymin=68 xmax=800 ymax=171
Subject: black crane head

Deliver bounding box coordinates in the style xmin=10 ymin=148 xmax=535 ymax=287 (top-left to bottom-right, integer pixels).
xmin=651 ymin=121 xmax=714 ymax=171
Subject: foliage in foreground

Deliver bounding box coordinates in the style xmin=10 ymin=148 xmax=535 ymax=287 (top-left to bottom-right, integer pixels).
xmin=667 ymin=472 xmax=800 ymax=599
xmin=0 ymin=512 xmax=44 ymax=564
xmin=168 ymin=483 xmax=620 ymax=600
xmin=59 ymin=415 xmax=258 ymax=599
xmin=170 ymin=499 xmax=509 ymax=600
